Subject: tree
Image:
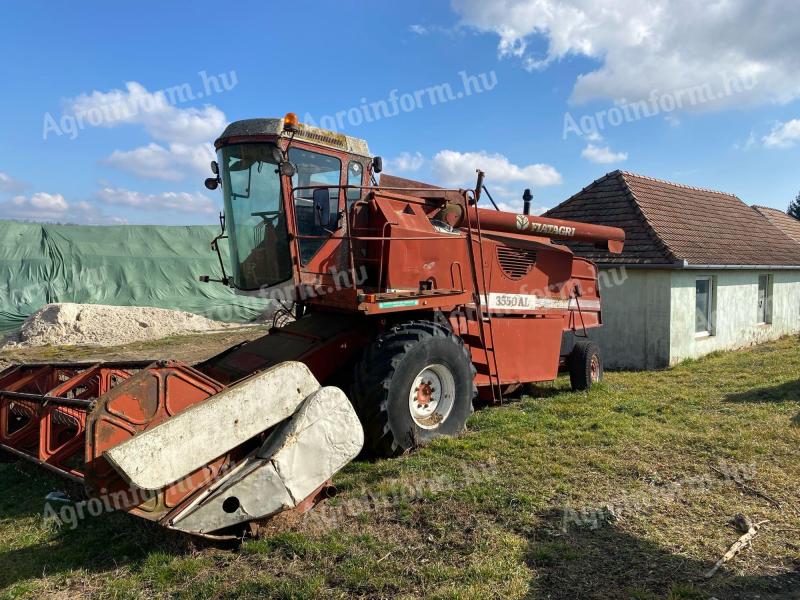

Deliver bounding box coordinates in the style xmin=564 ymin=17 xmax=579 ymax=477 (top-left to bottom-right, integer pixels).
xmin=789 ymin=191 xmax=800 ymax=220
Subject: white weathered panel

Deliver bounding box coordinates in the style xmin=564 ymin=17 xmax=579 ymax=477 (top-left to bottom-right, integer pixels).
xmin=171 ymin=460 xmax=293 ymax=534
xmin=170 ymin=386 xmax=364 ymax=534
xmin=261 ymin=386 xmax=364 ymax=503
xmin=104 ymin=361 xmax=320 ymax=490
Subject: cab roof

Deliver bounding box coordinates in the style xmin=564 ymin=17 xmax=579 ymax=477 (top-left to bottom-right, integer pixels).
xmin=215 ymin=117 xmax=371 ymax=158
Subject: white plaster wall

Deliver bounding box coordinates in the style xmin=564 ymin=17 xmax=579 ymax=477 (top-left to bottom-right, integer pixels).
xmin=590 ymin=269 xmax=672 ymax=370
xmin=669 ymin=270 xmax=800 ymax=364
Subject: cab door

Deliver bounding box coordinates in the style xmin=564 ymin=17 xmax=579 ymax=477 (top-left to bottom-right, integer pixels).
xmin=288 ymin=144 xmax=361 ymax=293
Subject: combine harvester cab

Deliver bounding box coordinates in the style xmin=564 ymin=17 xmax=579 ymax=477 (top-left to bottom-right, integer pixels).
xmin=0 ymin=360 xmax=363 ymax=537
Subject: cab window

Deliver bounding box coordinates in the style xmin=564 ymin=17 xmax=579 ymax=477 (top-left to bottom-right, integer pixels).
xmin=289 ymin=147 xmax=342 ymax=264
xmin=346 ymin=161 xmax=364 ymax=211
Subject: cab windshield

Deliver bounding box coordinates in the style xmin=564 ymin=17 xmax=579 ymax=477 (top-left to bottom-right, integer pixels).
xmin=220 ymin=143 xmax=292 ymax=291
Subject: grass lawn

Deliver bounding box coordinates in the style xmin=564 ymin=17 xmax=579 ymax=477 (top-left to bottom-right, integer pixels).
xmin=1 ymin=336 xmax=798 ymax=599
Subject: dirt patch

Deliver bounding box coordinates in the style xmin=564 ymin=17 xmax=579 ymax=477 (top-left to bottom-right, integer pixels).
xmin=0 ymin=327 xmax=269 ymax=368
xmin=2 ymin=303 xmax=253 ymax=349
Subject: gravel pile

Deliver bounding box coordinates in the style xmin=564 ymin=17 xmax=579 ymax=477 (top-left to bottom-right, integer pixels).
xmin=2 ymin=303 xmax=246 ymax=349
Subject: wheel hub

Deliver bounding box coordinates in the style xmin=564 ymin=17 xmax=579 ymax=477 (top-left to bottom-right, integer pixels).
xmin=409 ymin=364 xmax=456 ymax=430
xmin=415 ymin=381 xmax=435 ymax=406
xmin=590 ymin=355 xmax=600 ymax=383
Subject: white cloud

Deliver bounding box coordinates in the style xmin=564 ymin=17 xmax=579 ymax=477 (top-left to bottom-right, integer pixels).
xmin=408 ymin=23 xmax=455 ymax=36
xmin=430 ymin=149 xmax=560 ymax=211
xmin=63 ymin=82 xmax=224 ymax=181
xmin=581 ymin=144 xmax=628 ymax=164
xmin=0 ymin=172 xmax=27 ymax=193
xmin=453 ymin=0 xmax=800 ymax=109
xmin=734 ymin=131 xmax=758 ymax=151
xmin=1 ymin=192 xmax=124 ymax=224
xmin=65 ymin=82 xmax=225 ymax=144
xmin=387 ymin=151 xmax=425 ymax=173
xmin=431 ymin=149 xmax=562 ymax=187
xmin=1 ymin=186 xmax=218 ymax=223
xmin=16 ymin=192 xmax=68 ymax=213
xmin=103 ymin=142 xmax=214 ymax=182
xmin=96 ymin=187 xmax=218 ymax=215
xmin=762 ymin=119 xmax=800 ymax=149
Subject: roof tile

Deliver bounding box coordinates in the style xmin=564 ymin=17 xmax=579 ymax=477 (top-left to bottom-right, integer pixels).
xmin=545 ymin=171 xmax=800 ymax=266
xmin=753 ymin=205 xmax=800 ymax=246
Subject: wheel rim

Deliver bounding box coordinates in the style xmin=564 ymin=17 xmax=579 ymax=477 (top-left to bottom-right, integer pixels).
xmin=590 ymin=355 xmax=601 ymax=383
xmin=408 ymin=363 xmax=456 ymax=429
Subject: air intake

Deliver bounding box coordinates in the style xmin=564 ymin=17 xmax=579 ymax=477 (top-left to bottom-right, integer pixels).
xmin=497 ymin=246 xmax=537 ymax=280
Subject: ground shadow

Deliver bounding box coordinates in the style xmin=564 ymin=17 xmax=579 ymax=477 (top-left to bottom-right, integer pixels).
xmin=0 ymin=461 xmax=193 ymax=590
xmin=524 ymin=509 xmax=799 ymax=600
xmin=725 ymin=379 xmax=800 ymax=404
xmin=472 ymin=383 xmax=566 ymax=410
xmin=518 ymin=382 xmax=567 ymax=400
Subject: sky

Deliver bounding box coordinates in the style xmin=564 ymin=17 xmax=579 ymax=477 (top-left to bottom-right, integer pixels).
xmin=1 ymin=0 xmax=799 ymax=225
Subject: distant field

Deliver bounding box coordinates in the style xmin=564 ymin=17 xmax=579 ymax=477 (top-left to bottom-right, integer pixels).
xmin=1 ymin=335 xmax=798 ymax=599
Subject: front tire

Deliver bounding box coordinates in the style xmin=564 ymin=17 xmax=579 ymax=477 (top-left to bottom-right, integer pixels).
xmin=353 ymin=321 xmax=476 ymax=457
xmin=569 ymin=340 xmax=603 ymax=391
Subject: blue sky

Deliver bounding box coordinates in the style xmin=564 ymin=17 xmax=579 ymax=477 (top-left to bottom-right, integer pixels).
xmin=1 ymin=0 xmax=798 ymax=225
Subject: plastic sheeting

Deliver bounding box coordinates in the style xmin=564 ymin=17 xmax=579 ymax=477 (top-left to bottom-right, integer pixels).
xmin=0 ymin=220 xmax=271 ymax=333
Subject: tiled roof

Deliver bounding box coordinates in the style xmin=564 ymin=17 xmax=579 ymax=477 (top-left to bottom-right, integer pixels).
xmin=545 ymin=171 xmax=800 ymax=266
xmin=753 ymin=205 xmax=800 ymax=245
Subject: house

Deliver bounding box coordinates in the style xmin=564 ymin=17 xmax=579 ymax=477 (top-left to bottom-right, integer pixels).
xmin=545 ymin=171 xmax=800 ymax=369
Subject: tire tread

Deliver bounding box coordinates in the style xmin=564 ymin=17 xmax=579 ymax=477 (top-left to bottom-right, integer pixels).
xmin=353 ymin=320 xmax=476 ymax=457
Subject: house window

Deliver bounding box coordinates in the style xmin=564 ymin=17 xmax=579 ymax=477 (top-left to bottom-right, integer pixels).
xmin=757 ymin=274 xmax=773 ymax=324
xmin=695 ymin=277 xmax=714 ymax=335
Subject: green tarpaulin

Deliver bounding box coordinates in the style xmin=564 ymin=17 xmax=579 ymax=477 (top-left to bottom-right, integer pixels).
xmin=0 ymin=221 xmax=271 ymax=334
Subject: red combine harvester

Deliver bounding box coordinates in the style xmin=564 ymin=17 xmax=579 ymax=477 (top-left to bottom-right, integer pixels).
xmin=0 ymin=114 xmax=624 ymax=536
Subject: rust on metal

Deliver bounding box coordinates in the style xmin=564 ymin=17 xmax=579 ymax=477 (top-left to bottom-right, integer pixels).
xmin=84 ymin=362 xmax=229 ymax=522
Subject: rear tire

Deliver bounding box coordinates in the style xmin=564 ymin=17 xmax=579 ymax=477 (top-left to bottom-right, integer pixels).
xmin=569 ymin=340 xmax=603 ymax=391
xmin=353 ymin=321 xmax=476 ymax=457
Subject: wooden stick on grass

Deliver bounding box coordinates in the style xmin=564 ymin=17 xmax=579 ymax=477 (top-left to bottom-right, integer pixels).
xmin=704 ymin=517 xmax=769 ymax=579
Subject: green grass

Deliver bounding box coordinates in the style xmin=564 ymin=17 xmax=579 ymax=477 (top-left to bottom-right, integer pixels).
xmin=2 ymin=337 xmax=799 ymax=599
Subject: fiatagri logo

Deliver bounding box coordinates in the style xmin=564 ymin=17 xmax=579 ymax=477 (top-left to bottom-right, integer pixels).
xmin=515 ymin=215 xmax=576 ymax=237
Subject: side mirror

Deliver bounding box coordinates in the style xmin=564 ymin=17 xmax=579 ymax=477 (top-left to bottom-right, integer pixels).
xmin=279 ymin=161 xmax=296 ymax=177
xmin=210 ymin=161 xmax=219 ymax=175
xmin=372 ymin=156 xmax=383 ymax=174
xmin=312 ymin=188 xmax=332 ymax=228
xmin=205 ymin=177 xmax=219 ymax=191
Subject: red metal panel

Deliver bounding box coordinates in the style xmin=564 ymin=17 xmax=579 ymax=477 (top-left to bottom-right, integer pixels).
xmin=84 ymin=362 xmax=230 ymax=522
xmin=0 ymin=364 xmax=135 ymax=479
xmin=489 ymin=317 xmax=564 ymax=383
